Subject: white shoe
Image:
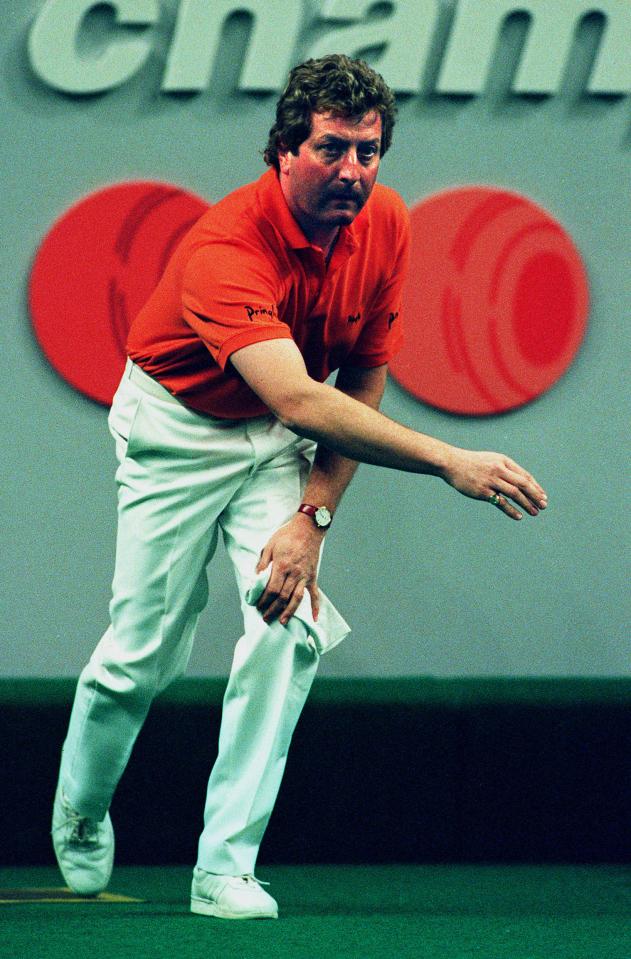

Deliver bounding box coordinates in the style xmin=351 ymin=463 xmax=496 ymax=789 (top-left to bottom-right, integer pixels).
xmin=51 ymin=784 xmax=114 ymax=895
xmin=190 ymin=867 xmax=278 ymax=919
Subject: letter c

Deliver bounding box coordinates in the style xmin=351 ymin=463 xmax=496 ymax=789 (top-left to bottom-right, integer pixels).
xmin=28 ymin=0 xmax=159 ymax=95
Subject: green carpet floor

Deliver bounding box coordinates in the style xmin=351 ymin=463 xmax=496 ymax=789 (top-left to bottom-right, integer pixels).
xmin=1 ymin=865 xmax=629 ymax=959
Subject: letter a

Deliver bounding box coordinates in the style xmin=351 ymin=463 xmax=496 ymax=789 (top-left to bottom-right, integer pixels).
xmin=307 ymin=0 xmax=441 ymax=94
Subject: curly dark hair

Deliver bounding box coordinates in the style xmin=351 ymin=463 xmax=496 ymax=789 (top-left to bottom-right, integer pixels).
xmin=264 ymin=54 xmax=397 ymax=170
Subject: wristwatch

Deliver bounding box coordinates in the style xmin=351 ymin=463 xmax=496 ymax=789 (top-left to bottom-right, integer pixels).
xmin=298 ymin=503 xmax=332 ymax=529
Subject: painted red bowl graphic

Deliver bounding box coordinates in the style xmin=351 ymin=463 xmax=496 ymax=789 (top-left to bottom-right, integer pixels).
xmin=29 ymin=182 xmax=210 ymax=405
xmin=389 ymin=187 xmax=590 ymax=415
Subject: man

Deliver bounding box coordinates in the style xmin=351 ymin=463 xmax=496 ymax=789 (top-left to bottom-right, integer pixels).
xmin=52 ymin=55 xmax=547 ymax=920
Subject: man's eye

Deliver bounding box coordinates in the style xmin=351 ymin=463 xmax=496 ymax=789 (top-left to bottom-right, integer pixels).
xmin=318 ymin=143 xmax=378 ymax=162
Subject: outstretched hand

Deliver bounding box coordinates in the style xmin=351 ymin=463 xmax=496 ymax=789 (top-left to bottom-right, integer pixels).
xmin=442 ymin=448 xmax=548 ymax=520
xmin=255 ymin=513 xmax=325 ymax=625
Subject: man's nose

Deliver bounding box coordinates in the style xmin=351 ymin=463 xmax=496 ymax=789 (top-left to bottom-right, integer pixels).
xmin=338 ymin=149 xmax=360 ymax=182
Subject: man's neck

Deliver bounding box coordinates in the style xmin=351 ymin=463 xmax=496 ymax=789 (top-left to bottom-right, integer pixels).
xmin=293 ymin=212 xmax=339 ymax=257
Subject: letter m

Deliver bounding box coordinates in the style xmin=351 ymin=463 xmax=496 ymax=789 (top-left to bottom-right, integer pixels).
xmin=436 ymin=0 xmax=631 ymax=95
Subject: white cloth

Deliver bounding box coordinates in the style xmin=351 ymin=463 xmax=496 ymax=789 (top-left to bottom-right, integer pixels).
xmin=245 ymin=565 xmax=350 ymax=656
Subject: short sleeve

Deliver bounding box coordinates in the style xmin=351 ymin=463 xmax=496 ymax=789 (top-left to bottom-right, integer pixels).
xmin=346 ymin=201 xmax=410 ymax=368
xmin=182 ymin=239 xmax=294 ymax=370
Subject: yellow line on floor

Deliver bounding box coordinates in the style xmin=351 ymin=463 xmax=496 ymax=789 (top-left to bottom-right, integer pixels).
xmin=0 ymin=888 xmax=144 ymax=903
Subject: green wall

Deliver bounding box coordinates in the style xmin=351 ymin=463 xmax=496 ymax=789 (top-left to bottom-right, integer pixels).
xmin=1 ymin=1 xmax=629 ymax=678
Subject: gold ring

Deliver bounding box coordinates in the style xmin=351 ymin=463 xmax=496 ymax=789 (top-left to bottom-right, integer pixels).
xmin=489 ymin=493 xmax=501 ymax=506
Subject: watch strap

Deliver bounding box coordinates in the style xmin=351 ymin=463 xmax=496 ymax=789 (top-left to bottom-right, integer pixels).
xmin=298 ymin=503 xmax=332 ymax=527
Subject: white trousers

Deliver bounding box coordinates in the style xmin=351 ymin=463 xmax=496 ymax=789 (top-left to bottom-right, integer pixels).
xmin=59 ymin=361 xmax=321 ymax=875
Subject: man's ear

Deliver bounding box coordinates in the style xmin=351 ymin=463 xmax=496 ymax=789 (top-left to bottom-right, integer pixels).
xmin=277 ymin=142 xmax=291 ymax=176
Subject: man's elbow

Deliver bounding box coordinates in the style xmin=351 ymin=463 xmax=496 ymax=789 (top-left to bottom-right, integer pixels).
xmin=274 ymin=397 xmax=311 ymax=435
xmin=272 ymin=383 xmax=320 ymax=436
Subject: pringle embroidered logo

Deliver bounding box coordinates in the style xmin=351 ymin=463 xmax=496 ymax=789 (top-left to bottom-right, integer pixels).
xmin=245 ymin=304 xmax=278 ymax=321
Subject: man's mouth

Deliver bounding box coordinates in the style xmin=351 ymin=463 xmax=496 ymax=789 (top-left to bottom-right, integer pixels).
xmin=326 ymin=191 xmax=362 ymax=206
xmin=316 ymin=188 xmax=366 ymax=217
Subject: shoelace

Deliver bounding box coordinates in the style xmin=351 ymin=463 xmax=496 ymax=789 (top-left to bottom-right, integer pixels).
xmin=54 ymin=800 xmax=100 ymax=846
xmin=240 ymin=875 xmax=270 ymax=887
xmin=68 ymin=817 xmax=99 ymax=845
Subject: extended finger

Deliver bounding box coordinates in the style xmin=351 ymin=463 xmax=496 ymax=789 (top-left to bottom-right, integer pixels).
xmin=307 ymin=582 xmax=320 ymax=623
xmin=279 ymin=579 xmax=309 ymax=626
xmin=256 ymin=545 xmax=272 ymax=574
xmin=494 ymin=478 xmax=540 ymax=516
xmin=259 ymin=588 xmax=288 ymax=622
xmin=266 ymin=579 xmax=307 ymax=625
xmin=260 ymin=572 xmax=304 ymax=622
xmin=503 ymin=461 xmax=548 ymax=507
xmin=256 ymin=568 xmax=287 ymax=615
xmin=488 ymin=492 xmax=523 ymax=521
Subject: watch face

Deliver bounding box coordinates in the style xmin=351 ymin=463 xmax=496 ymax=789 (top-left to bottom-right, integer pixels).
xmin=315 ymin=506 xmax=332 ymax=528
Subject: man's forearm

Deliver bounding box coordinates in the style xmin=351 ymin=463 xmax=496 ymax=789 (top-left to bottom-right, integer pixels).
xmin=301 ymin=446 xmax=359 ymax=513
xmin=231 ymin=340 xmax=547 ymax=520
xmin=285 ymin=379 xmax=452 ymax=478
xmin=299 ymin=365 xmax=387 ymax=514
xmin=231 ymin=339 xmax=450 ymax=476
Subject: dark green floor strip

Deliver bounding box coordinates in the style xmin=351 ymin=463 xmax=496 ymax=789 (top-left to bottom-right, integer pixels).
xmin=1 ymin=866 xmax=629 ymax=959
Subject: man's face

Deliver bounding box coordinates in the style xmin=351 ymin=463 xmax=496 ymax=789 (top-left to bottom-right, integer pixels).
xmin=278 ymin=110 xmax=382 ymax=244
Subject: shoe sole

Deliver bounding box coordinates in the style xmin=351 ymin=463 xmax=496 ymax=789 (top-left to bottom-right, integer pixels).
xmin=190 ymin=897 xmax=278 ymax=920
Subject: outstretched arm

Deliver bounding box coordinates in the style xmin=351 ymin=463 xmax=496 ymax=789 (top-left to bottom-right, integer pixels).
xmin=231 ymin=339 xmax=547 ymax=512
xmin=231 ymin=339 xmax=547 ymax=624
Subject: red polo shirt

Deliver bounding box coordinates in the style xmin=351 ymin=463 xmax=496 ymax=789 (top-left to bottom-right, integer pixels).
xmin=127 ymin=168 xmax=409 ymax=418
